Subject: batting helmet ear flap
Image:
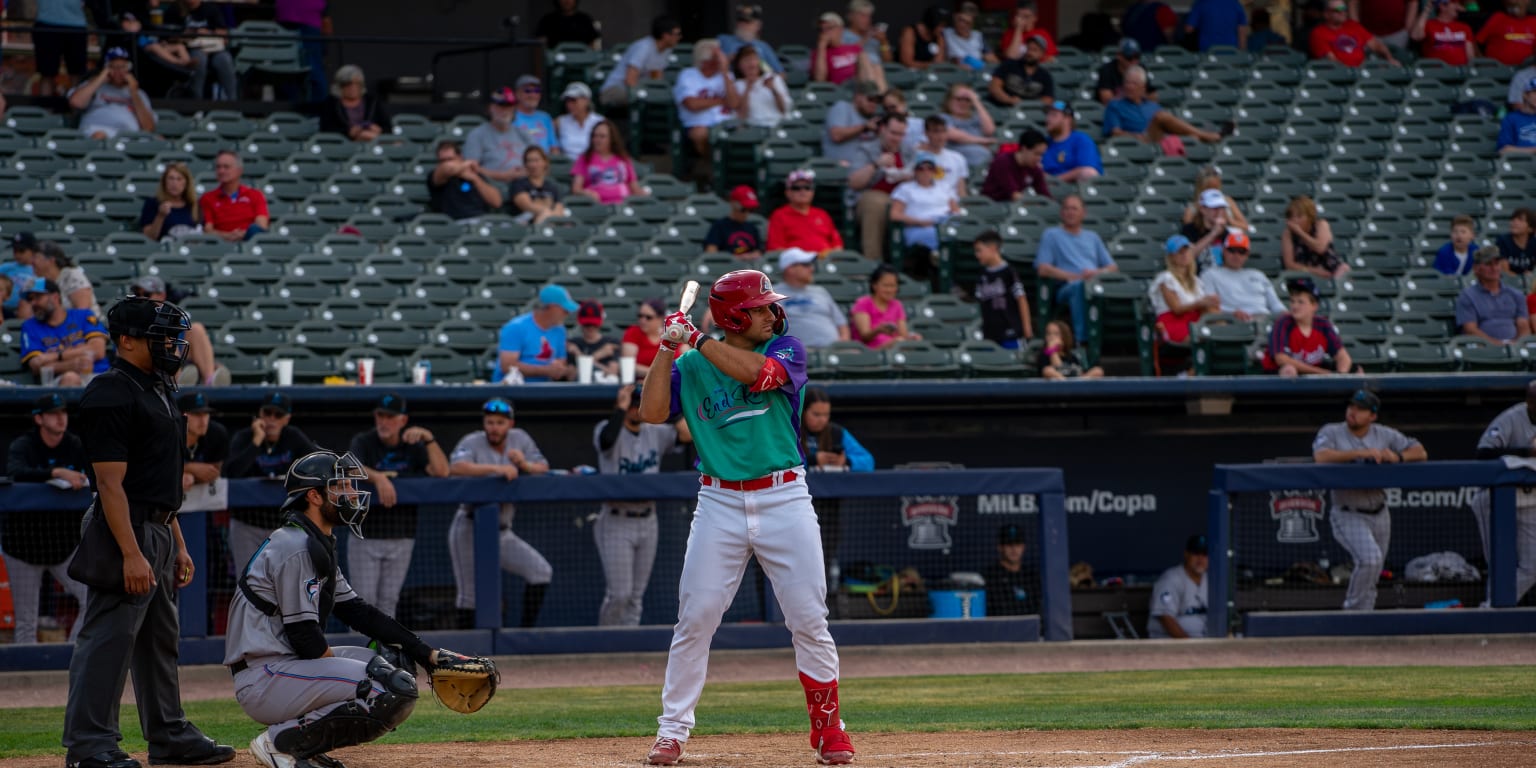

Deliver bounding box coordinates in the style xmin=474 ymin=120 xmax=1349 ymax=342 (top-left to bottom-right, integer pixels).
xmin=769 ymin=302 xmax=787 ymax=334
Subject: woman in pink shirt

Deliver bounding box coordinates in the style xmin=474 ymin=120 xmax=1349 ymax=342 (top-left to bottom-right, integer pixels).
xmin=572 ymin=119 xmax=644 ymax=204
xmin=850 ymin=264 xmax=922 ymax=349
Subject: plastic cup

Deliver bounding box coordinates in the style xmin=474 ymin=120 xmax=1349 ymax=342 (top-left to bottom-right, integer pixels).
xmin=274 ymin=358 xmax=294 ymax=386
xmin=357 ymin=358 xmax=375 ymax=386
xmin=40 ymin=365 xmax=58 ymax=387
xmin=619 ymin=356 xmax=636 ymax=384
xmin=577 ymin=355 xmax=594 ymax=384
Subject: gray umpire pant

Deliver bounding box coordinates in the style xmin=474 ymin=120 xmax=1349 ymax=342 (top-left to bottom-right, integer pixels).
xmin=63 ymin=521 xmax=210 ymax=762
xmin=1330 ymin=506 xmax=1391 ymax=611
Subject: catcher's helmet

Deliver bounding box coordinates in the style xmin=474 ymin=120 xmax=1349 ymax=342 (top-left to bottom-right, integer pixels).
xmin=283 ymin=450 xmax=372 ymax=538
xmin=106 ymin=295 xmax=191 ymax=389
xmin=709 ymin=269 xmax=787 ymax=334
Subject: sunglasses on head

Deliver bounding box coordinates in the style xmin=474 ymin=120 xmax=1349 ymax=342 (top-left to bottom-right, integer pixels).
xmin=483 ymin=399 xmax=513 ymax=416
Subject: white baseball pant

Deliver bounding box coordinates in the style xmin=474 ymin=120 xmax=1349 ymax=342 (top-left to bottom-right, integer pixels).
xmin=1330 ymin=506 xmax=1390 ymax=610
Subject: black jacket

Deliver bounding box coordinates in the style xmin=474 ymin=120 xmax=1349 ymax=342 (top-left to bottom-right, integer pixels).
xmin=316 ymin=94 xmax=392 ymax=137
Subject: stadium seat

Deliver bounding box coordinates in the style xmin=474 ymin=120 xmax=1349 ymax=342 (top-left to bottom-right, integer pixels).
xmin=887 ymin=341 xmax=960 ymax=378
xmin=406 ymin=276 xmax=471 ymax=305
xmin=338 ymin=346 xmax=404 ymax=382
xmin=289 ymin=322 xmax=358 ymax=354
xmin=1191 ymin=314 xmax=1260 ymax=376
xmin=341 ymin=277 xmax=404 ymax=305
xmin=1385 ymin=338 xmax=1457 ymax=372
xmin=821 ymin=342 xmax=887 ymax=379
xmin=271 ymin=281 xmax=338 ymax=306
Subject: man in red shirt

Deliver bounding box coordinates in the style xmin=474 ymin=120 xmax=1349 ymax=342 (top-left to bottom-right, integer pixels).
xmin=199 ymin=150 xmax=270 ymax=242
xmin=1411 ymin=0 xmax=1475 ymax=66
xmin=766 ymin=170 xmax=844 ymax=254
xmin=1311 ymin=0 xmax=1400 ymax=66
xmin=1477 ymin=0 xmax=1536 ymax=67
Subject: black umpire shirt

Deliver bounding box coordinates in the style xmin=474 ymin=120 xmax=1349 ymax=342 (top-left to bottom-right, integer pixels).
xmin=224 ymin=425 xmax=317 ymax=529
xmin=188 ymin=420 xmax=230 ymax=465
xmin=348 ymin=430 xmax=432 ymax=539
xmin=76 ymin=357 xmax=185 ymax=513
xmin=5 ymin=427 xmax=90 ymax=565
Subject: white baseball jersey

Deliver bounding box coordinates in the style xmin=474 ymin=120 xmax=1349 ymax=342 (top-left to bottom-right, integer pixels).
xmin=593 ymin=419 xmax=677 ymax=515
xmin=1146 ymin=565 xmax=1207 ymax=639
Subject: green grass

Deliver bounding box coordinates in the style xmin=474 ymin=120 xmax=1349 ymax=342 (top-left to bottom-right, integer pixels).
xmin=5 ymin=666 xmax=1534 ymax=756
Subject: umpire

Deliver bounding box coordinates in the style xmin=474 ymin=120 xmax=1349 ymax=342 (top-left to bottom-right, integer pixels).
xmin=63 ymin=296 xmax=235 ymax=768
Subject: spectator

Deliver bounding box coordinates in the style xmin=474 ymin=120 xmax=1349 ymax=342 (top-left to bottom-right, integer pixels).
xmin=130 ymin=275 xmax=228 ymax=387
xmin=822 ymin=79 xmax=883 ymax=167
xmin=732 ymin=45 xmax=792 ymax=128
xmin=118 ymin=11 xmax=199 ymax=98
xmin=1497 ymin=208 xmax=1536 ymax=276
xmin=33 ymin=0 xmax=90 ymax=96
xmin=1041 ymin=102 xmax=1103 ymax=182
xmin=572 ymin=119 xmax=644 ymax=204
xmin=1478 ymin=0 xmax=1536 ymax=67
xmin=1458 ymin=247 xmax=1532 ymax=343
xmin=317 ymin=64 xmax=390 ymax=142
xmin=536 ymin=0 xmax=601 ymax=49
xmin=1182 ymin=188 xmax=1237 ymax=271
xmin=569 ymin=299 xmax=622 ymax=380
xmin=1150 ymin=235 xmax=1221 ymax=345
xmin=1281 ymin=195 xmax=1348 ymax=278
xmin=1096 ymin=38 xmax=1153 ymax=105
xmin=179 ymin=391 xmax=229 ymax=493
xmin=944 ymin=2 xmax=995 ymax=70
xmin=0 ymin=275 xmax=14 ymax=324
xmin=1036 ymin=194 xmax=1117 ymax=343
xmin=1121 ymin=0 xmax=1179 ymax=53
xmin=1508 ymin=55 xmax=1536 ymax=110
xmin=1184 ymin=0 xmax=1250 ymax=51
xmin=801 ymin=386 xmax=874 ymax=473
xmin=464 ymin=87 xmax=531 ymax=183
xmin=982 ymin=524 xmax=1037 ymax=617
xmin=673 ymin=38 xmax=742 ymax=182
xmin=511 ymin=74 xmax=558 ymax=153
xmin=1146 ymin=535 xmax=1209 ymax=638
xmin=1411 ymin=0 xmax=1475 ymax=65
xmin=447 ymin=397 xmax=553 ymax=629
xmin=1181 ymin=165 xmax=1248 ymax=232
xmin=1038 ymin=320 xmax=1104 ymax=378
xmin=1200 ymin=231 xmax=1288 ymax=321
xmin=1498 ymin=77 xmax=1536 ymax=154
xmin=67 ymin=47 xmax=156 ymax=140
xmin=719 ymin=4 xmax=787 ymax=73
xmin=556 ymin=82 xmax=603 ymax=157
xmin=1263 ymin=277 xmax=1357 ymax=376
xmin=844 ymin=0 xmax=892 ymax=61
xmin=1311 ymin=0 xmax=1401 ymax=66
xmin=139 ymin=163 xmax=200 ymax=242
xmin=850 ymin=264 xmax=921 ymax=349
xmin=1434 ymin=214 xmax=1478 ymax=276
xmin=1313 ymin=390 xmax=1428 ymax=611
xmin=767 ymin=169 xmax=845 ymax=253
xmin=347 ymin=393 xmax=449 ymax=618
xmin=982 ymin=129 xmax=1052 ymax=202
xmin=917 ymin=115 xmax=969 ymax=196
xmin=999 ymin=1 xmax=1058 ymax=61
xmin=1352 ymin=0 xmax=1418 ymax=48
xmin=2 ymin=233 xmax=39 ymax=322
xmin=20 ymin=279 xmax=106 ymax=386
xmin=200 ymin=151 xmax=270 ymax=241
xmin=974 ymin=229 xmax=1034 ymax=347
xmin=500 ymin=284 xmax=580 ymax=382
xmin=890 ymin=152 xmax=961 ymax=260
xmin=508 ymin=146 xmax=568 ymax=226
xmin=899 ymin=5 xmax=950 ymax=70
xmin=165 ymin=0 xmax=238 ymax=98
xmin=32 ymin=241 xmax=100 ymax=317
xmin=815 ymin=11 xmax=886 ymax=89
xmin=3 ymin=393 xmax=90 ymax=644
xmin=705 ymin=185 xmax=765 ymax=259
xmin=600 ymin=16 xmax=682 ymax=107
xmin=882 ymin=88 xmax=926 ymax=150
xmin=276 ymin=0 xmax=332 ymax=101
xmin=989 ymin=33 xmax=1055 ymax=107
xmin=223 ymin=392 xmax=318 ymax=571
xmin=1103 ymin=66 xmax=1227 ymax=146
xmin=593 ymin=384 xmax=690 ymax=626
xmin=849 ymin=114 xmax=917 ymax=262
xmin=1247 ymin=8 xmax=1291 ymax=51
xmin=622 ymin=298 xmax=667 ymax=379
xmin=427 ymin=140 xmax=503 ymax=221
xmin=777 ymin=247 xmax=850 ymax=347
xmin=941 ymin=83 xmax=998 ymax=169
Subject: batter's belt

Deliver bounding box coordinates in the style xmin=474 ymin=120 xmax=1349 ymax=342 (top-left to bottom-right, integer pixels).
xmin=700 ymin=468 xmax=800 ymax=492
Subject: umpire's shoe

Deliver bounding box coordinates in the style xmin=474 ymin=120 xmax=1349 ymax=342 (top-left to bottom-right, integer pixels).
xmin=149 ymin=737 xmax=237 ymax=766
xmin=67 ymin=749 xmax=141 ymax=768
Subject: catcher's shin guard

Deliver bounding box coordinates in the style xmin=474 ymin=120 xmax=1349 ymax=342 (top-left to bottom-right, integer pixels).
xmin=800 ymin=672 xmax=855 ymax=765
xmin=274 ymin=659 xmax=418 ymax=758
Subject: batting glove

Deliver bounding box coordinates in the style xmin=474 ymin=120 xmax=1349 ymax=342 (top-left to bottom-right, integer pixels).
xmin=661 ymin=313 xmax=703 ymax=353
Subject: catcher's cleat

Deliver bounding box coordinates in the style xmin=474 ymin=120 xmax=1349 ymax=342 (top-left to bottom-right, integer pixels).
xmin=249 ymin=733 xmax=294 ymax=768
xmin=646 ymin=737 xmax=685 ymax=766
xmin=813 ymin=728 xmax=855 ymax=765
xmin=306 ymin=755 xmax=346 ymax=768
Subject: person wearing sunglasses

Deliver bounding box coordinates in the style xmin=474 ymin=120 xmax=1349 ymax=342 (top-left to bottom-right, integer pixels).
xmin=622 ymin=298 xmax=669 ymax=379
xmin=511 ymin=74 xmax=558 ymax=154
xmin=766 ymin=169 xmax=845 ymax=254
xmin=224 ymin=392 xmax=318 ymax=573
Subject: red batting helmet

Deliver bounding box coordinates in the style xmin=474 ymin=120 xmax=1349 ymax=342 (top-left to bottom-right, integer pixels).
xmin=709 ymin=269 xmax=788 ymax=334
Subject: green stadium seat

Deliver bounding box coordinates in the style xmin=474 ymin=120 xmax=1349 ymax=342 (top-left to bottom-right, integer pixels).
xmin=428 ymin=255 xmax=491 ymax=285
xmin=271 ymin=281 xmax=337 ymax=306
xmin=11 ymin=150 xmax=73 ymax=178
xmin=1452 ymin=336 xmax=1521 ymax=372
xmin=59 ymin=215 xmax=125 ymax=239
xmin=360 ymin=321 xmax=430 ymax=352
xmin=5 ymin=107 xmax=65 ymax=136
xmin=661 ymin=216 xmax=711 ymax=242
xmin=289 ymin=322 xmax=358 ymax=354
xmin=313 ymin=235 xmax=376 ymax=261
xmin=1191 ymin=314 xmax=1260 ymax=376
xmin=315 ymin=302 xmax=379 ymax=328
xmin=336 ymin=346 xmax=403 ymax=382
xmin=474 ymin=275 xmax=540 ymax=305
xmin=408 ymin=213 xmax=467 ymax=240
xmin=219 ymin=320 xmax=287 ymax=355
xmin=406 ymin=276 xmax=471 ymax=305
xmin=887 ymin=341 xmax=960 ymax=378
xmin=1384 ymin=338 xmax=1456 ymax=372
xmin=360 ymin=254 xmax=425 ymax=284
xmin=821 ymin=342 xmax=888 ymax=379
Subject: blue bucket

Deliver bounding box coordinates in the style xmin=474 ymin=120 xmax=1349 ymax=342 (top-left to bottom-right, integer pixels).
xmin=928 ymin=589 xmax=986 ymax=619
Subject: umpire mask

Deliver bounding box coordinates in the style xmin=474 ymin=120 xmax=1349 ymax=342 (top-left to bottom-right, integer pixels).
xmin=107 ymin=296 xmax=192 ymax=390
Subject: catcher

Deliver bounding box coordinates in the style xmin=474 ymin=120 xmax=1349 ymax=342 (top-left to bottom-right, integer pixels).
xmin=224 ymin=450 xmax=498 ymax=768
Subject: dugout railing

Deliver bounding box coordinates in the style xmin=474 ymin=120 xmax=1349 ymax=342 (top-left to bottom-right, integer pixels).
xmin=0 ymin=468 xmax=1066 ymax=670
xmin=1208 ymin=461 xmax=1536 ymax=639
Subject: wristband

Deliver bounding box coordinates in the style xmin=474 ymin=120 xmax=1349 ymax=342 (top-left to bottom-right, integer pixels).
xmin=695 ymin=336 xmax=710 ymax=352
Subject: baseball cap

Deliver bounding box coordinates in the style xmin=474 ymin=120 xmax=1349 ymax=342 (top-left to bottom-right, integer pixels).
xmin=851 ymin=79 xmax=883 ymax=98
xmin=577 ymin=299 xmax=605 ymax=326
xmin=819 ymin=11 xmax=844 ymax=26
xmin=489 ymin=86 xmax=517 ymax=105
xmin=104 ymin=47 xmax=131 ymax=62
xmin=1026 ymin=33 xmax=1050 ymax=49
xmin=1474 ymin=245 xmax=1507 ymax=265
xmin=736 ymin=4 xmax=763 ymax=22
xmin=538 ymin=284 xmax=581 ymax=312
xmin=259 ymin=392 xmax=292 ymax=415
xmin=729 ymin=185 xmax=760 ymax=209
xmin=1287 ymin=276 xmax=1319 ymax=298
xmin=32 ymin=393 xmax=66 ymax=415
xmin=913 ymin=152 xmax=939 ymax=168
xmin=786 ymin=168 xmax=816 ymax=186
xmin=515 ymin=74 xmax=542 ymax=91
xmin=1349 ymin=389 xmax=1381 ymax=412
xmin=1200 ymin=189 xmax=1229 ymax=208
xmin=23 ymin=277 xmax=60 ymax=296
xmin=130 ymin=275 xmax=167 ymax=295
xmin=1165 ymin=234 xmax=1192 ymax=254
xmin=778 ymin=247 xmax=818 ymax=271
xmin=374 ymin=392 xmax=408 ymax=415
xmin=999 ymin=524 xmax=1025 ymax=545
xmin=1185 ymin=534 xmax=1209 ymax=555
xmin=1119 ymin=37 xmax=1142 ymax=57
xmin=1047 ymin=100 xmax=1076 ymax=119
xmin=483 ymin=397 xmax=515 ymax=417
xmin=10 ymin=232 xmax=38 ymax=251
xmin=178 ymin=392 xmax=215 ymax=414
xmin=1526 ymin=77 xmax=1536 ymax=93
xmin=1224 ymin=230 xmax=1251 ymax=250
xmin=561 ymin=81 xmax=592 ymax=101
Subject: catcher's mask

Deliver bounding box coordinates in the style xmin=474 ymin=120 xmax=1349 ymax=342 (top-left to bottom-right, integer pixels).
xmin=106 ymin=295 xmax=192 ymax=390
xmin=283 ymin=450 xmax=372 ymax=538
xmin=709 ymin=269 xmax=787 ymax=335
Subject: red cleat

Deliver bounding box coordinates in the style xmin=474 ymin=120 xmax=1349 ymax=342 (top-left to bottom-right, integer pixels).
xmin=814 ymin=727 xmax=855 ymax=765
xmin=647 ymin=737 xmax=685 ymax=766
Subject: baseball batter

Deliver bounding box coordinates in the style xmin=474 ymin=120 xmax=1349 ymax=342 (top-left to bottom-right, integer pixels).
xmin=1312 ymin=390 xmax=1427 ymax=610
xmin=225 ymin=450 xmax=440 ymax=768
xmin=446 ymin=397 xmax=553 ymax=629
xmin=593 ymin=383 xmax=691 ymax=626
xmin=638 ymin=269 xmax=855 ymax=766
xmin=1470 ymin=380 xmax=1536 ymax=604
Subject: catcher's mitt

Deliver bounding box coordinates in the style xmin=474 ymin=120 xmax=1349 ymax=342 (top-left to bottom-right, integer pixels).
xmin=429 ymin=649 xmax=499 ymax=713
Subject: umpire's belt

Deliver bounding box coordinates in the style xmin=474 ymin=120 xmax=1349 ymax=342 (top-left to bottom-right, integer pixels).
xmin=134 ymin=506 xmax=178 ymax=525
xmin=700 ymin=468 xmax=799 ymax=492
xmin=1340 ymin=505 xmax=1385 ymax=514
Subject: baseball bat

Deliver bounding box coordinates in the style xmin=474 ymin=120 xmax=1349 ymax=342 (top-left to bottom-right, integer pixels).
xmin=679 ymin=280 xmax=700 ymax=316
